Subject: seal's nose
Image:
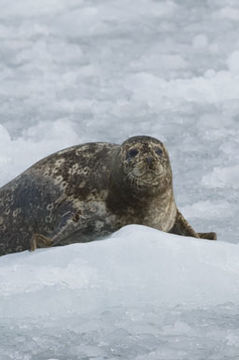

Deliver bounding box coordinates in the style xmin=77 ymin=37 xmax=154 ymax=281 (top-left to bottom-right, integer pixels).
xmin=146 ymin=157 xmax=154 ymax=167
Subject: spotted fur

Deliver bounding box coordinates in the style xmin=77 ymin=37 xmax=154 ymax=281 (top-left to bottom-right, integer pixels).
xmin=0 ymin=136 xmax=216 ymax=256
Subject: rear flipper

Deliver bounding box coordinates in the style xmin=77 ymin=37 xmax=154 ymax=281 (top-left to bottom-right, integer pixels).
xmin=29 ymin=212 xmax=82 ymax=251
xmin=30 ymin=233 xmax=53 ymax=251
xmin=169 ymin=210 xmax=217 ymax=240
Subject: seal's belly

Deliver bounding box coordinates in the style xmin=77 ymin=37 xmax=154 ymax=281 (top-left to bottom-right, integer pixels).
xmin=55 ymin=200 xmax=124 ymax=243
xmin=67 ymin=200 xmax=175 ymax=243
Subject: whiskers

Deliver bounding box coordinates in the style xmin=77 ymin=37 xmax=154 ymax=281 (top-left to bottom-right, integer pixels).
xmin=127 ymin=172 xmax=143 ymax=190
xmin=127 ymin=170 xmax=160 ymax=189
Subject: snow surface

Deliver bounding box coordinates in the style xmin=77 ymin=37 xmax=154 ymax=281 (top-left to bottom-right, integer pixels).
xmin=0 ymin=0 xmax=239 ymax=358
xmin=1 ymin=226 xmax=239 ymax=359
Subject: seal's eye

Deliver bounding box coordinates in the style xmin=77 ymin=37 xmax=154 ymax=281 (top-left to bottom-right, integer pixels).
xmin=126 ymin=148 xmax=138 ymax=160
xmin=155 ymin=147 xmax=163 ymax=156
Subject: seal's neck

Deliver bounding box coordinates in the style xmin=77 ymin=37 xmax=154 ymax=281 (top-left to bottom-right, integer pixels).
xmin=106 ymin=167 xmax=174 ymax=217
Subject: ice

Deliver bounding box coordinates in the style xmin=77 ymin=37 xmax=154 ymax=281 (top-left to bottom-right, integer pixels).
xmin=192 ymin=34 xmax=209 ymax=49
xmin=215 ymin=6 xmax=239 ymax=20
xmin=202 ymin=165 xmax=239 ymax=189
xmin=1 ymin=0 xmax=239 ymax=358
xmin=0 ymin=122 xmax=79 ymax=186
xmin=1 ymin=226 xmax=239 ymax=359
xmin=181 ymin=200 xmax=236 ymax=219
xmin=227 ymin=50 xmax=239 ymax=73
xmin=1 ymin=225 xmax=239 ymax=313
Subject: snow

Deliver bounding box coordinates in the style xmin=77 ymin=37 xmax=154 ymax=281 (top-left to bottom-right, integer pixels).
xmin=1 ymin=225 xmax=239 ymax=312
xmin=0 ymin=0 xmax=239 ymax=358
xmin=1 ymin=226 xmax=239 ymax=359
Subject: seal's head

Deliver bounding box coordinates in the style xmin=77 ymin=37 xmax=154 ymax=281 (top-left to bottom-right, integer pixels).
xmin=113 ymin=136 xmax=173 ymax=197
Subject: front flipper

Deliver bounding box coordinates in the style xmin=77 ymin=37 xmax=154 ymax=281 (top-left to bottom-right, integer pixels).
xmin=169 ymin=210 xmax=200 ymax=238
xmin=169 ymin=210 xmax=217 ymax=240
xmin=198 ymin=232 xmax=217 ymax=240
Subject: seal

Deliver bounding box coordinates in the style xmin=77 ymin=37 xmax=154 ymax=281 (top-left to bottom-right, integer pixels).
xmin=0 ymin=135 xmax=216 ymax=256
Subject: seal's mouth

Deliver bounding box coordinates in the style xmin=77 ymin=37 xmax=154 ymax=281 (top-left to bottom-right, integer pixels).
xmin=127 ymin=167 xmax=162 ymax=187
xmin=131 ymin=164 xmax=163 ymax=177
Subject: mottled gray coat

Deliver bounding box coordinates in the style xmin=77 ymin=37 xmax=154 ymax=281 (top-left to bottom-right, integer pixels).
xmin=0 ymin=136 xmax=216 ymax=256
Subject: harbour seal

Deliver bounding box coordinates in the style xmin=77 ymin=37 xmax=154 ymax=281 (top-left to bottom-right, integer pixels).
xmin=0 ymin=135 xmax=216 ymax=256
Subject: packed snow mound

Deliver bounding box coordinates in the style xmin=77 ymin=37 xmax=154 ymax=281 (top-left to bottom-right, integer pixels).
xmin=1 ymin=225 xmax=239 ymax=319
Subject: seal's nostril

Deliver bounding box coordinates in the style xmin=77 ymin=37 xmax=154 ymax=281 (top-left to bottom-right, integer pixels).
xmin=146 ymin=157 xmax=154 ymax=166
